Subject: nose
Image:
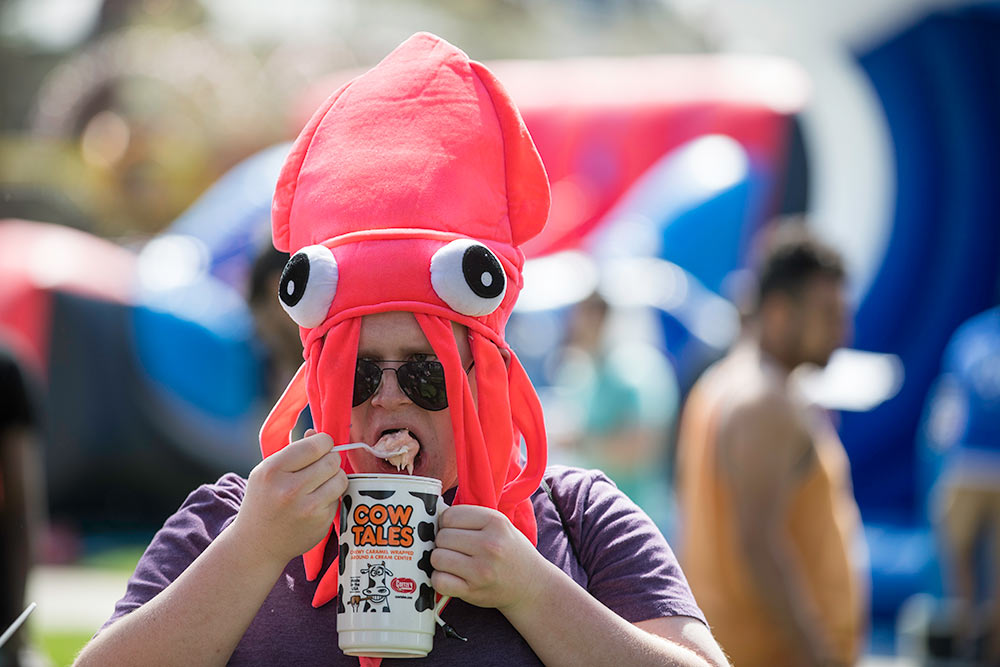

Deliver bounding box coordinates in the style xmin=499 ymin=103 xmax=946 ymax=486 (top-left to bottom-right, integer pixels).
xmin=370 ymin=366 xmax=411 ymax=408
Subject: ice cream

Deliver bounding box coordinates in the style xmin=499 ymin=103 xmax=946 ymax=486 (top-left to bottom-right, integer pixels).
xmin=372 ymin=430 xmax=419 ymax=474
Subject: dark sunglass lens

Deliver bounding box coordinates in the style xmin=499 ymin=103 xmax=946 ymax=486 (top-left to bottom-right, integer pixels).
xmin=398 ymin=361 xmax=447 ymax=411
xmin=353 ymin=360 xmax=383 ymax=407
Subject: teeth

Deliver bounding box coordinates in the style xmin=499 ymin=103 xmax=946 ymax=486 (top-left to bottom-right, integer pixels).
xmin=373 ymin=429 xmax=419 ymax=474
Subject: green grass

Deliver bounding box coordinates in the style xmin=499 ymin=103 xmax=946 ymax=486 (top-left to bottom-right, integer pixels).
xmin=29 ymin=543 xmax=145 ymax=665
xmin=32 ymin=627 xmax=94 ymax=667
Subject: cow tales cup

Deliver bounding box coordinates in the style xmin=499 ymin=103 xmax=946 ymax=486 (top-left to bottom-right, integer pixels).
xmin=337 ymin=474 xmax=443 ymax=657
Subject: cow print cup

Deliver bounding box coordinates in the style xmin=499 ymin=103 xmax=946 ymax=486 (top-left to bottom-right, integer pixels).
xmin=337 ymin=474 xmax=444 ymax=658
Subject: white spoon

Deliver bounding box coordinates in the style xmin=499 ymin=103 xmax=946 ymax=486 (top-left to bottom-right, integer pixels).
xmin=330 ymin=441 xmax=408 ymax=458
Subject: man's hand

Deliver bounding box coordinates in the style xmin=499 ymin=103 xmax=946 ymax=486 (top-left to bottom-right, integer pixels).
xmin=430 ymin=505 xmax=546 ymax=614
xmin=75 ymin=429 xmax=347 ymax=667
xmin=231 ymin=430 xmax=347 ymax=568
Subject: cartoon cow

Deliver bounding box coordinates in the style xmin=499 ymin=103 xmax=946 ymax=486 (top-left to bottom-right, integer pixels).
xmin=360 ymin=561 xmax=393 ymax=612
xmin=347 ymin=594 xmax=371 ymax=613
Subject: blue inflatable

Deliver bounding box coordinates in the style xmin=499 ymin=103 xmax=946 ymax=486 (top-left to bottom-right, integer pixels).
xmin=844 ymin=4 xmax=1000 ymax=524
xmin=587 ymin=133 xmax=778 ymax=298
xmin=166 ymin=142 xmax=291 ymax=292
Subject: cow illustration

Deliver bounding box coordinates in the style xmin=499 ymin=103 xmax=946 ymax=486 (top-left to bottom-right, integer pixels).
xmin=347 ymin=594 xmax=371 ymax=612
xmin=360 ymin=561 xmax=393 ymax=612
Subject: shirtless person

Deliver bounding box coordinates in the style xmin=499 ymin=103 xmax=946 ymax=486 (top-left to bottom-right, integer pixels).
xmin=675 ymin=225 xmax=867 ymax=666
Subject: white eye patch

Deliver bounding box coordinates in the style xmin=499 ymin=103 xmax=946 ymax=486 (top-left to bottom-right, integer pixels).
xmin=430 ymin=239 xmax=507 ymax=317
xmin=278 ymin=245 xmax=338 ymax=328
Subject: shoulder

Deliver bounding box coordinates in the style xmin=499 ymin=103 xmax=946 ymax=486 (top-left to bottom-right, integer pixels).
xmin=723 ymin=393 xmax=810 ymax=475
xmin=534 ymin=463 xmax=665 ymax=558
xmin=533 ymin=465 xmax=623 ymax=517
xmin=175 ymin=473 xmax=247 ymax=522
xmin=692 ymin=349 xmax=782 ymax=416
xmin=192 ymin=472 xmax=248 ymax=506
xmin=537 ymin=464 xmax=610 ymax=496
xmin=532 ymin=464 xmax=635 ymax=555
xmin=726 ymin=387 xmax=799 ymax=430
xmin=152 ymin=473 xmax=248 ymax=552
xmin=155 ymin=472 xmax=248 ymax=547
xmin=711 ymin=361 xmax=806 ymax=446
xmin=100 ymin=473 xmax=250 ymax=631
xmin=534 ymin=466 xmax=707 ymax=625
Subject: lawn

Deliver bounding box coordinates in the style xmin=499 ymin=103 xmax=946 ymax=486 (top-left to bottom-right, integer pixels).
xmin=28 ymin=544 xmax=145 ymax=666
xmin=33 ymin=628 xmax=95 ymax=667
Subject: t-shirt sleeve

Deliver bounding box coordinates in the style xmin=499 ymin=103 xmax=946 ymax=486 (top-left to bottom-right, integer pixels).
xmin=551 ymin=467 xmax=706 ymax=625
xmin=100 ymin=474 xmax=247 ymax=631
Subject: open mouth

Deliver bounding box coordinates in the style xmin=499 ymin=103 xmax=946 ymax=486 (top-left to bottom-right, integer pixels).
xmin=373 ymin=428 xmax=421 ymax=474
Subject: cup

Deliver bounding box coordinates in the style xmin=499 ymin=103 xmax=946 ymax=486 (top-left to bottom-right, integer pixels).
xmin=337 ymin=473 xmax=444 ymax=658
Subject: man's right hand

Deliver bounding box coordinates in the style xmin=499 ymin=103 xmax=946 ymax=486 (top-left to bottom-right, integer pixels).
xmin=231 ymin=429 xmax=347 ymax=567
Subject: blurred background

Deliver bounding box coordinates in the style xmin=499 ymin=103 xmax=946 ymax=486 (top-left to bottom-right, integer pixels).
xmin=1 ymin=0 xmax=998 ymax=664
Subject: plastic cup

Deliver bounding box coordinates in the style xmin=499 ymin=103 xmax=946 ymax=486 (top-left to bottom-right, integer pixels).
xmin=337 ymin=474 xmax=443 ymax=658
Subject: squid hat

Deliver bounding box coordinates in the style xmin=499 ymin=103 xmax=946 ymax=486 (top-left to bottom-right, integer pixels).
xmin=259 ymin=32 xmax=551 ymax=610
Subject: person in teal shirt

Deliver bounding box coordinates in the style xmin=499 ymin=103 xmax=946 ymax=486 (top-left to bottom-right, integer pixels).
xmin=549 ymin=292 xmax=679 ymax=530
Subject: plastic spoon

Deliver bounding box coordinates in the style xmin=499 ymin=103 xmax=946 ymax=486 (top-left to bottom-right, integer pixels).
xmin=330 ymin=441 xmax=408 ymax=458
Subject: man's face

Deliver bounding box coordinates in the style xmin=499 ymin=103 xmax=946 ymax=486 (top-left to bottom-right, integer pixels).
xmin=346 ymin=311 xmax=473 ymax=490
xmin=789 ymin=276 xmax=850 ymax=367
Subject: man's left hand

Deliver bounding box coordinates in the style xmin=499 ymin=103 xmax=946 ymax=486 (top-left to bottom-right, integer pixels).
xmin=430 ymin=505 xmax=545 ymax=614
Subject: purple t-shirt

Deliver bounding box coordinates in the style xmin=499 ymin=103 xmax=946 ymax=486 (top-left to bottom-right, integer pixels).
xmin=103 ymin=465 xmax=704 ymax=665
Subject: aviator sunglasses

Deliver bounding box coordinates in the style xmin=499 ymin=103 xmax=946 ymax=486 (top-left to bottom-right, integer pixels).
xmin=353 ymin=359 xmax=473 ymax=411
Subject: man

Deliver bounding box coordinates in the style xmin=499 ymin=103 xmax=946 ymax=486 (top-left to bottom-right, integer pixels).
xmin=76 ymin=33 xmax=726 ymax=666
xmin=247 ymin=246 xmax=316 ymax=443
xmin=247 ymin=246 xmax=300 ymax=404
xmin=675 ymin=225 xmax=867 ymax=666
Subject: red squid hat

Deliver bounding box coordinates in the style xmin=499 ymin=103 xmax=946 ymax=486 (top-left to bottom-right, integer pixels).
xmin=259 ymin=32 xmax=550 ymax=615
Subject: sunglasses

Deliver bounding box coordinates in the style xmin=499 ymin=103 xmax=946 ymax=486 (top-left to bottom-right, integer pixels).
xmin=353 ymin=359 xmax=473 ymax=411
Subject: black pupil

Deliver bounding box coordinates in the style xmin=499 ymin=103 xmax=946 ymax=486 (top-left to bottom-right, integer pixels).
xmin=353 ymin=360 xmax=447 ymax=411
xmin=462 ymin=245 xmax=504 ymax=299
xmin=279 ymin=253 xmax=310 ymax=307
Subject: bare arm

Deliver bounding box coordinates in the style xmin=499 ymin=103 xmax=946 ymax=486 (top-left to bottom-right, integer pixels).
xmin=74 ymin=432 xmax=347 ymax=667
xmin=432 ymin=506 xmax=729 ymax=667
xmin=718 ymin=398 xmax=840 ymax=666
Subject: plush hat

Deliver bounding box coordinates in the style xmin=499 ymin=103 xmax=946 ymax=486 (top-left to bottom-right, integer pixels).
xmin=259 ymin=32 xmax=551 ymax=616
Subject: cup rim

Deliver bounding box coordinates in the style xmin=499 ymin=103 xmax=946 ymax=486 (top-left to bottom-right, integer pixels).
xmin=346 ymin=473 xmax=442 ymax=487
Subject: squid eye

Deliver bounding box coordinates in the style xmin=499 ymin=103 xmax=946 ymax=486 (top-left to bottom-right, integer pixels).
xmin=430 ymin=239 xmax=507 ymax=316
xmin=278 ymin=245 xmax=338 ymax=328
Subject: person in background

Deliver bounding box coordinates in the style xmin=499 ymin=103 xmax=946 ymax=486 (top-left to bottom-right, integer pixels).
xmin=928 ymin=305 xmax=1000 ymax=663
xmin=247 ymin=246 xmax=301 ymax=403
xmin=0 ymin=343 xmax=45 ymax=667
xmin=550 ymin=290 xmax=679 ymax=529
xmin=675 ymin=224 xmax=868 ymax=666
xmin=248 ymin=245 xmax=313 ymax=442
